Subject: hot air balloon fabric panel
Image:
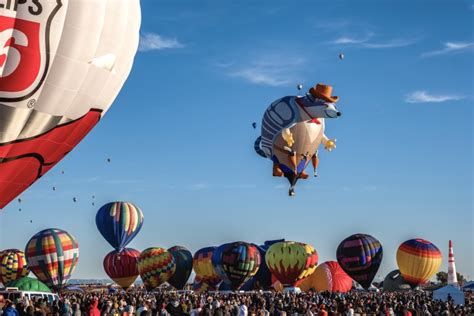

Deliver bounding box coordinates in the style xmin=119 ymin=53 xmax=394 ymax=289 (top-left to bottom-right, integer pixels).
xmin=215 ymin=242 xmax=261 ymax=290
xmin=299 ymin=261 xmax=352 ymax=293
xmin=138 ymin=248 xmax=175 ymax=290
xmin=0 ymin=249 xmax=29 ymax=284
xmin=193 ymin=247 xmax=221 ymax=287
xmin=96 ymin=202 xmax=144 ymax=252
xmin=0 ymin=0 xmax=141 ymax=209
xmin=336 ymin=234 xmax=383 ymax=289
xmin=265 ymin=241 xmax=318 ymax=287
xmin=25 ymin=229 xmax=79 ymax=291
xmin=103 ymin=248 xmax=140 ymax=289
xmin=168 ymin=246 xmax=193 ymax=290
xmin=396 ymin=239 xmax=442 ymax=286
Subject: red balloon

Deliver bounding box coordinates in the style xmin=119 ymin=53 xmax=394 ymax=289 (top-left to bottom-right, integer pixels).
xmin=103 ymin=248 xmax=140 ymax=289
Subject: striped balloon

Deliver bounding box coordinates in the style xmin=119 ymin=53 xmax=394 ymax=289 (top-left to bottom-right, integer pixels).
xmin=212 ymin=241 xmax=261 ymax=290
xmin=265 ymin=241 xmax=318 ymax=287
xmin=299 ymin=261 xmax=352 ymax=293
xmin=96 ymin=202 xmax=144 ymax=252
xmin=0 ymin=249 xmax=29 ymax=284
xmin=193 ymin=247 xmax=221 ymax=287
xmin=25 ymin=228 xmax=79 ymax=291
xmin=336 ymin=233 xmax=383 ymax=289
xmin=138 ymin=247 xmax=175 ymax=290
xmin=103 ymin=248 xmax=140 ymax=289
xmin=396 ymin=238 xmax=442 ymax=286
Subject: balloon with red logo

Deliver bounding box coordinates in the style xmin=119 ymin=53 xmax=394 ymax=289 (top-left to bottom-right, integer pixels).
xmin=0 ymin=0 xmax=141 ymax=209
xmin=103 ymin=248 xmax=140 ymax=289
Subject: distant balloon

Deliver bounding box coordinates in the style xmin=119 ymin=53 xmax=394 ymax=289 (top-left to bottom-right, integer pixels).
xmin=265 ymin=241 xmax=318 ymax=288
xmin=52 ymin=187 xmax=56 ymax=191
xmin=103 ymin=248 xmax=140 ymax=289
xmin=212 ymin=242 xmax=261 ymax=290
xmin=138 ymin=247 xmax=175 ymax=291
xmin=383 ymin=270 xmax=411 ymax=292
xmin=297 ymin=84 xmax=303 ymax=90
xmin=339 ymin=53 xmax=344 ymax=60
xmin=107 ymin=158 xmax=111 ymax=163
xmin=92 ymin=202 xmax=95 ymax=206
xmin=73 ymin=197 xmax=77 ymax=203
xmin=299 ymin=261 xmax=352 ymax=293
xmin=61 ymin=171 xmax=65 ymax=175
xmin=193 ymin=247 xmax=221 ymax=288
xmin=17 ymin=199 xmax=21 ymax=203
xmin=252 ymin=122 xmax=257 ymax=129
xmin=168 ymin=246 xmax=193 ymax=290
xmin=337 ymin=234 xmax=383 ymax=289
xmin=18 ymin=208 xmax=21 ymax=212
xmin=95 ymin=202 xmax=144 ymax=252
xmin=396 ymin=239 xmax=442 ymax=286
xmin=25 ymin=228 xmax=79 ymax=291
xmin=0 ymin=249 xmax=30 ymax=284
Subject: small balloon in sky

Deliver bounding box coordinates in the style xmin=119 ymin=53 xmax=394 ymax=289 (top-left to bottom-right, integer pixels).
xmin=252 ymin=122 xmax=257 ymax=129
xmin=297 ymin=84 xmax=303 ymax=90
xmin=18 ymin=198 xmax=21 ymax=203
xmin=52 ymin=187 xmax=56 ymax=191
xmin=107 ymin=158 xmax=111 ymax=163
xmin=339 ymin=53 xmax=344 ymax=60
xmin=92 ymin=195 xmax=95 ymax=199
xmin=92 ymin=202 xmax=95 ymax=206
xmin=73 ymin=197 xmax=77 ymax=203
xmin=61 ymin=171 xmax=65 ymax=175
xmin=29 ymin=220 xmax=33 ymax=223
xmin=18 ymin=208 xmax=21 ymax=212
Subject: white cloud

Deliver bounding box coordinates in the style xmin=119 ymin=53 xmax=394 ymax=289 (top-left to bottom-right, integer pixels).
xmin=362 ymin=38 xmax=417 ymax=49
xmin=331 ymin=32 xmax=417 ymax=49
xmin=421 ymin=41 xmax=474 ymax=57
xmin=405 ymin=91 xmax=464 ymax=103
xmin=229 ymin=56 xmax=306 ymax=87
xmin=331 ymin=32 xmax=373 ymax=45
xmin=138 ymin=33 xmax=184 ymax=52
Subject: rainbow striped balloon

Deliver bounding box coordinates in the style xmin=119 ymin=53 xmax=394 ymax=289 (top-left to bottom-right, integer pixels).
xmin=138 ymin=247 xmax=175 ymax=290
xmin=396 ymin=238 xmax=442 ymax=286
xmin=0 ymin=249 xmax=29 ymax=284
xmin=193 ymin=247 xmax=221 ymax=287
xmin=96 ymin=202 xmax=144 ymax=252
xmin=25 ymin=228 xmax=79 ymax=291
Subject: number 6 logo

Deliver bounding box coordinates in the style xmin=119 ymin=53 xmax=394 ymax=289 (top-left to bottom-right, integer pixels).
xmin=0 ymin=29 xmax=28 ymax=78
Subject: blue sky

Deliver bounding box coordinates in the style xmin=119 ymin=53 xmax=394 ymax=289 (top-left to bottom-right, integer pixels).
xmin=1 ymin=0 xmax=473 ymax=282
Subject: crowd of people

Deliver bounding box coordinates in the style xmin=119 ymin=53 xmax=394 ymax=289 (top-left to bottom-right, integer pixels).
xmin=1 ymin=289 xmax=473 ymax=315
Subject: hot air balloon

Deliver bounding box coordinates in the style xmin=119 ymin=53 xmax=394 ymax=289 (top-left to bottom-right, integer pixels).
xmin=252 ymin=122 xmax=257 ymax=129
xmin=383 ymin=270 xmax=411 ymax=292
xmin=138 ymin=247 xmax=175 ymax=291
xmin=254 ymin=83 xmax=341 ymax=196
xmin=5 ymin=277 xmax=51 ymax=292
xmin=396 ymin=239 xmax=442 ymax=286
xmin=96 ymin=202 xmax=144 ymax=252
xmin=336 ymin=234 xmax=383 ymax=289
xmin=253 ymin=240 xmax=285 ymax=290
xmin=193 ymin=247 xmax=221 ymax=288
xmin=103 ymin=248 xmax=140 ymax=289
xmin=212 ymin=242 xmax=261 ymax=290
xmin=25 ymin=228 xmax=79 ymax=291
xmin=0 ymin=0 xmax=141 ymax=209
xmin=0 ymin=249 xmax=29 ymax=284
xmin=299 ymin=261 xmax=352 ymax=293
xmin=168 ymin=246 xmax=193 ymax=290
xmin=339 ymin=53 xmax=344 ymax=60
xmin=265 ymin=241 xmax=318 ymax=288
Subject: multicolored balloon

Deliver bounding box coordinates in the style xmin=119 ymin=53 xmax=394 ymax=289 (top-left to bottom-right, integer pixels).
xmin=396 ymin=238 xmax=442 ymax=286
xmin=167 ymin=246 xmax=193 ymax=290
xmin=103 ymin=248 xmax=140 ymax=289
xmin=138 ymin=247 xmax=175 ymax=290
xmin=336 ymin=233 xmax=383 ymax=289
xmin=212 ymin=241 xmax=261 ymax=290
xmin=0 ymin=0 xmax=141 ymax=209
xmin=193 ymin=247 xmax=221 ymax=288
xmin=254 ymin=240 xmax=285 ymax=290
xmin=25 ymin=228 xmax=79 ymax=291
xmin=299 ymin=261 xmax=352 ymax=293
xmin=96 ymin=202 xmax=144 ymax=252
xmin=0 ymin=249 xmax=29 ymax=284
xmin=265 ymin=241 xmax=318 ymax=287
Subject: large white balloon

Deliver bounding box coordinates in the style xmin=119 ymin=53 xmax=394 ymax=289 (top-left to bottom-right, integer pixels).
xmin=0 ymin=0 xmax=141 ymax=208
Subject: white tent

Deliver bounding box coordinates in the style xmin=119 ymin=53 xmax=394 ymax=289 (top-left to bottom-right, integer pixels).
xmin=433 ymin=285 xmax=465 ymax=305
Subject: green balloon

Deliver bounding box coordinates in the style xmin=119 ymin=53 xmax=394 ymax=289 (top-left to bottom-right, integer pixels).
xmin=5 ymin=277 xmax=52 ymax=292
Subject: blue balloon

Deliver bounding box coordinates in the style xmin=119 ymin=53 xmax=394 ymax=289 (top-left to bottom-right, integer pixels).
xmin=95 ymin=202 xmax=144 ymax=252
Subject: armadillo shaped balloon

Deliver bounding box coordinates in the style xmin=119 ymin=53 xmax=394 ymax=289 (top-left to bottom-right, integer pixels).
xmin=0 ymin=0 xmax=141 ymax=209
xmin=254 ymin=83 xmax=341 ymax=196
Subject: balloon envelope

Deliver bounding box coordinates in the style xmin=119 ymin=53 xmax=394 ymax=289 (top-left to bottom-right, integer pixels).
xmin=138 ymin=247 xmax=175 ymax=290
xmin=336 ymin=234 xmax=383 ymax=289
xmin=25 ymin=228 xmax=79 ymax=291
xmin=396 ymin=239 xmax=442 ymax=286
xmin=0 ymin=0 xmax=141 ymax=209
xmin=299 ymin=261 xmax=352 ymax=293
xmin=383 ymin=270 xmax=411 ymax=292
xmin=103 ymin=248 xmax=140 ymax=289
xmin=212 ymin=241 xmax=261 ymax=290
xmin=0 ymin=249 xmax=29 ymax=284
xmin=265 ymin=241 xmax=318 ymax=287
xmin=5 ymin=277 xmax=51 ymax=292
xmin=193 ymin=247 xmax=221 ymax=288
xmin=96 ymin=202 xmax=144 ymax=252
xmin=167 ymin=246 xmax=193 ymax=290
